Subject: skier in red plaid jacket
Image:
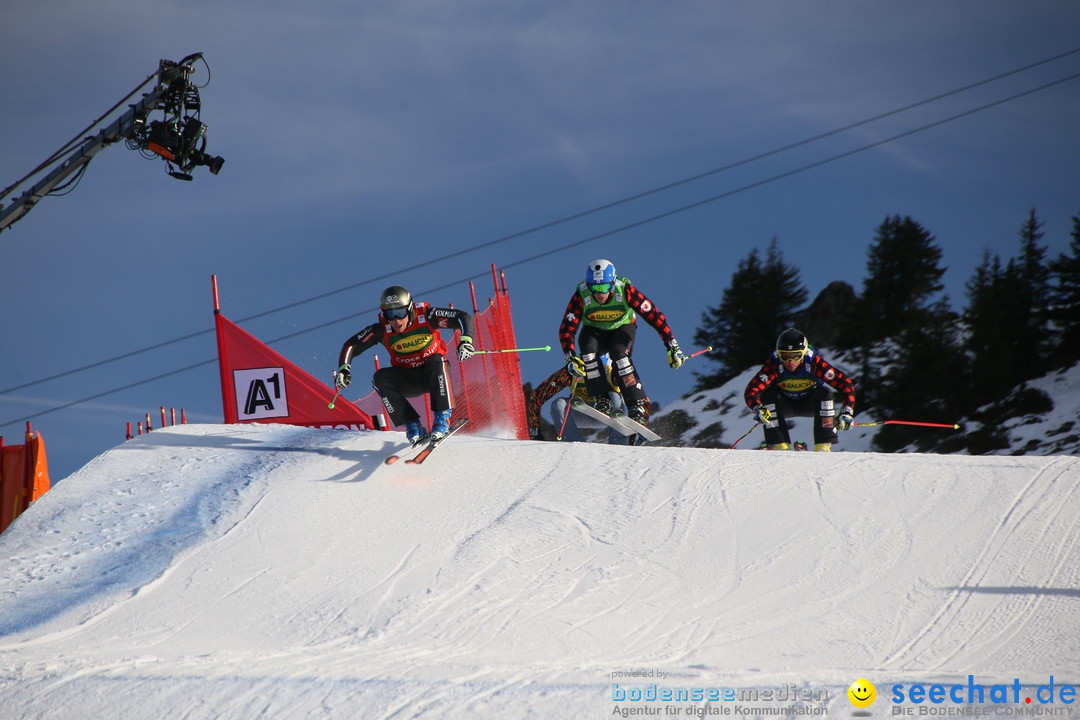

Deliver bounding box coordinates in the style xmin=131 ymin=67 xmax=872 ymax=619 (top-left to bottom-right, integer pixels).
xmin=558 ymin=258 xmax=685 ymax=427
xmin=744 ymin=328 xmax=856 ymax=451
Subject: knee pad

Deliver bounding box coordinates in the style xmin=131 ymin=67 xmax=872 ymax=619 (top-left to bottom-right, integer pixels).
xmin=613 ymin=356 xmax=640 ymax=389
xmin=581 ymin=352 xmax=603 ymax=380
xmin=820 ymin=398 xmax=835 ymax=429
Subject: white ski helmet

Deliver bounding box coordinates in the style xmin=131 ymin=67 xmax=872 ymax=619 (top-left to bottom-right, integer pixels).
xmin=585 ymin=259 xmax=616 ymax=286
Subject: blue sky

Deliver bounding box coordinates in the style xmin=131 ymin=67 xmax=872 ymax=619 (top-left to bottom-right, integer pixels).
xmin=2 ymin=1 xmax=1079 ymax=479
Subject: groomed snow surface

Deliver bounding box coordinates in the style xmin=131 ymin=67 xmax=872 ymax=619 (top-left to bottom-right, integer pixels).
xmin=1 ymin=423 xmax=1079 ymax=719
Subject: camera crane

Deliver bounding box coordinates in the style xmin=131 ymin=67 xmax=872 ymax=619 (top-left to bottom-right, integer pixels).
xmin=0 ymin=52 xmax=224 ymax=235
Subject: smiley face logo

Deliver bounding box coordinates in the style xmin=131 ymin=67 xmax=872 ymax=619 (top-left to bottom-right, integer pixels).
xmin=848 ymin=679 xmax=877 ymax=708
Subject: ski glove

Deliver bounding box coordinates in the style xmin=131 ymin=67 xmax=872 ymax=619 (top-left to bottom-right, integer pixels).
xmin=837 ymin=407 xmax=854 ymax=431
xmin=565 ymin=352 xmax=586 ymax=378
xmin=457 ymin=336 xmax=475 ymax=362
xmin=666 ymin=339 xmax=686 ymax=369
xmin=335 ymin=363 xmax=351 ymax=389
xmin=752 ymin=404 xmax=772 ymax=425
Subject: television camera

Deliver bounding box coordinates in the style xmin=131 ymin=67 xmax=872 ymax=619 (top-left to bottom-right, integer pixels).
xmin=127 ymin=55 xmax=225 ymax=180
xmin=0 ymin=53 xmax=224 ymax=233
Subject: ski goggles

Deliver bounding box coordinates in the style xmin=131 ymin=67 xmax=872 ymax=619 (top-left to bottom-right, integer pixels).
xmin=777 ymin=349 xmax=806 ymax=363
xmin=588 ymin=282 xmax=613 ymax=294
xmin=383 ymin=305 xmax=411 ymax=321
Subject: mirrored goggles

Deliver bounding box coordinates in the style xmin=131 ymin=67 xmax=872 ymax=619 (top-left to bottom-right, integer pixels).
xmin=588 ymin=282 xmax=613 ymax=294
xmin=383 ymin=305 xmax=411 ymax=321
xmin=778 ymin=349 xmax=805 ymax=363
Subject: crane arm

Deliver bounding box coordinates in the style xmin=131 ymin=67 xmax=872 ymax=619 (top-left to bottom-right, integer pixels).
xmin=0 ymin=53 xmax=222 ymax=235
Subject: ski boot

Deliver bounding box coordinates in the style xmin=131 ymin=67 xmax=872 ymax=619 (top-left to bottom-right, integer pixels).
xmin=405 ymin=420 xmax=428 ymax=446
xmin=429 ymin=409 xmax=454 ymax=441
xmin=591 ymin=396 xmax=613 ymax=416
xmin=628 ymin=398 xmax=650 ymax=426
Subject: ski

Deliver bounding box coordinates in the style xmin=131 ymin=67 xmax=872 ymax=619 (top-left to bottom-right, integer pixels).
xmin=607 ymin=413 xmax=661 ymax=444
xmin=570 ymin=397 xmax=660 ymax=444
xmin=404 ymin=417 xmax=470 ymax=465
xmin=384 ymin=436 xmax=430 ymax=465
xmin=758 ymin=441 xmax=809 ymax=451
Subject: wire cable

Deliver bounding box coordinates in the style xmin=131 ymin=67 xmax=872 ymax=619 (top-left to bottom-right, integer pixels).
xmin=7 ymin=48 xmax=1078 ymax=400
xmin=6 ymin=47 xmax=1071 ymax=399
xmin=3 ymin=57 xmax=1080 ymax=428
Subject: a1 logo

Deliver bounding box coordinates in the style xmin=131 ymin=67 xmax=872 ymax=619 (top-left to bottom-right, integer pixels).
xmin=234 ymin=367 xmax=289 ymax=419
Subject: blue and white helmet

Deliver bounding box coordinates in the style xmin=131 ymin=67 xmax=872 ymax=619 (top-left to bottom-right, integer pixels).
xmin=585 ymin=259 xmax=616 ymax=286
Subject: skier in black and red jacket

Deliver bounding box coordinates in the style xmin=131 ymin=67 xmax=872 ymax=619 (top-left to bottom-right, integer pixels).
xmin=744 ymin=328 xmax=856 ymax=451
xmin=335 ymin=285 xmax=475 ymax=445
xmin=558 ymin=258 xmax=685 ymax=428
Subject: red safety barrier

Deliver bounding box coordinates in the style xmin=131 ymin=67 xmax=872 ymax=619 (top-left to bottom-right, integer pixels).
xmin=447 ymin=266 xmax=529 ymax=439
xmin=0 ymin=423 xmax=51 ymax=535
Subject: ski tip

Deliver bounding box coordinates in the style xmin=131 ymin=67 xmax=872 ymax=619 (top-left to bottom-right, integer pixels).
xmin=384 ymin=456 xmax=400 ymax=465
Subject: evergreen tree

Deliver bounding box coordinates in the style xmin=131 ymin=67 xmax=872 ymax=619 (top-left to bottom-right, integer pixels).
xmin=1048 ymin=213 xmax=1080 ymax=362
xmin=837 ymin=215 xmax=947 ymax=349
xmin=963 ymin=250 xmax=1030 ymax=396
xmin=1014 ymin=208 xmax=1052 ymax=370
xmin=833 ymin=215 xmax=955 ymax=427
xmin=871 ymin=310 xmax=966 ymax=452
xmin=958 ymin=211 xmax=1061 ymax=448
xmin=693 ymin=238 xmax=806 ymax=388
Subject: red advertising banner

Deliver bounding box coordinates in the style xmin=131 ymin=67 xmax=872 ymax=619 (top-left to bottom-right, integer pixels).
xmin=214 ymin=308 xmax=374 ymax=430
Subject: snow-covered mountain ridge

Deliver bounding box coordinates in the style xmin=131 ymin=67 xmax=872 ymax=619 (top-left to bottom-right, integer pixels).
xmin=655 ymin=358 xmax=1080 ymax=456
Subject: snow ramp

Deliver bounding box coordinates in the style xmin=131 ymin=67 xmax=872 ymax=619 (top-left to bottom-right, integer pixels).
xmin=1 ymin=424 xmax=1078 ymax=719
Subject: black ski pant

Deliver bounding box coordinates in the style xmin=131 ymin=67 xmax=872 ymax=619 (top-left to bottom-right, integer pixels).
xmin=577 ymin=323 xmax=646 ymax=405
xmin=758 ymin=384 xmax=839 ymax=446
xmin=372 ymin=354 xmax=452 ymax=428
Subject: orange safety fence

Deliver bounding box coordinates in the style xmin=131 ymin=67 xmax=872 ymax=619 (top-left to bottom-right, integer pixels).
xmin=0 ymin=423 xmax=50 ymax=535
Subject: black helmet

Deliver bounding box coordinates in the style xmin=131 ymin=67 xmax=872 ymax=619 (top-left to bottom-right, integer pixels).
xmin=380 ymin=285 xmax=411 ymax=310
xmin=776 ymin=328 xmax=808 ymax=361
xmin=379 ymin=285 xmax=414 ymax=321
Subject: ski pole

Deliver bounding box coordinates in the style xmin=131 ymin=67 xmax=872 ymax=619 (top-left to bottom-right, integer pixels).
xmin=853 ymin=419 xmax=961 ymax=430
xmin=328 ymin=389 xmax=343 ymax=410
xmin=473 ymin=345 xmax=551 ymax=355
xmin=686 ymin=346 xmax=713 ymax=360
xmin=670 ymin=346 xmax=712 ymax=366
xmin=556 ymin=378 xmax=580 ymax=441
xmin=730 ymin=421 xmax=760 ymax=449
